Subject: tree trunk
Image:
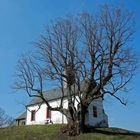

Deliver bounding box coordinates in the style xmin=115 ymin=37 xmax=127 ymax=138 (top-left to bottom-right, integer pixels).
xmin=79 ymin=104 xmax=88 ymax=133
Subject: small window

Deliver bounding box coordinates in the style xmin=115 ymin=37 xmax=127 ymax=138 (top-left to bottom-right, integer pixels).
xmin=31 ymin=110 xmax=36 ymax=121
xmin=46 ymin=107 xmax=51 ymax=119
xmin=93 ymin=106 xmax=97 ymax=117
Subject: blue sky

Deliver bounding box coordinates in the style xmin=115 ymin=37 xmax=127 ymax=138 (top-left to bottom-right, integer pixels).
xmin=0 ymin=0 xmax=140 ymax=131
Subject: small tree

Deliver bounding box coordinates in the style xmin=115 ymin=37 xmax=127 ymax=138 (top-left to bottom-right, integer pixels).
xmin=14 ymin=4 xmax=137 ymax=134
xmin=0 ymin=108 xmax=14 ymax=128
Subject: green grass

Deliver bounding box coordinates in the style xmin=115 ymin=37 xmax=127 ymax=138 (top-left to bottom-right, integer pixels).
xmin=0 ymin=125 xmax=140 ymax=140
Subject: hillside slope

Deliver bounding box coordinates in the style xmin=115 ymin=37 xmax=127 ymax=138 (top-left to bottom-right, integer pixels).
xmin=0 ymin=125 xmax=140 ymax=140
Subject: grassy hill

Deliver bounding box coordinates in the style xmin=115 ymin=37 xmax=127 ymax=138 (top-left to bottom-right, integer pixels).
xmin=0 ymin=125 xmax=140 ymax=140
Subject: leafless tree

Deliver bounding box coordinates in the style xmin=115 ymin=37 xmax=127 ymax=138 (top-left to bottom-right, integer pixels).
xmin=0 ymin=108 xmax=14 ymax=128
xmin=14 ymin=4 xmax=137 ymax=134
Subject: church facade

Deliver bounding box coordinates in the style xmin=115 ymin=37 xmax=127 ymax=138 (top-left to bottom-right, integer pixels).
xmin=16 ymin=87 xmax=108 ymax=127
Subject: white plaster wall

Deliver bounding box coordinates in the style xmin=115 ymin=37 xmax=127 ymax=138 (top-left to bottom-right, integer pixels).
xmin=87 ymin=98 xmax=108 ymax=127
xmin=26 ymin=99 xmax=68 ymax=125
xmin=26 ymin=97 xmax=108 ymax=127
xmin=26 ymin=103 xmax=47 ymax=125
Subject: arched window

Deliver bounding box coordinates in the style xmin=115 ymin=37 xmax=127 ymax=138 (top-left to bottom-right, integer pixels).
xmin=93 ymin=106 xmax=97 ymax=117
xmin=46 ymin=107 xmax=51 ymax=119
xmin=31 ymin=110 xmax=36 ymax=121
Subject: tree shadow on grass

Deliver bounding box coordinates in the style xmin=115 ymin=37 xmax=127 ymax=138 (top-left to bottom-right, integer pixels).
xmin=91 ymin=128 xmax=140 ymax=137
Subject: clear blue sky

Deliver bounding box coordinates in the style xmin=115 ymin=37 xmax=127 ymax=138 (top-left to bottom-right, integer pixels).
xmin=0 ymin=0 xmax=140 ymax=131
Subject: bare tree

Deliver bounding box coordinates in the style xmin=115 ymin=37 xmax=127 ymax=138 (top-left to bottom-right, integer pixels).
xmin=14 ymin=4 xmax=137 ymax=134
xmin=0 ymin=108 xmax=14 ymax=128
